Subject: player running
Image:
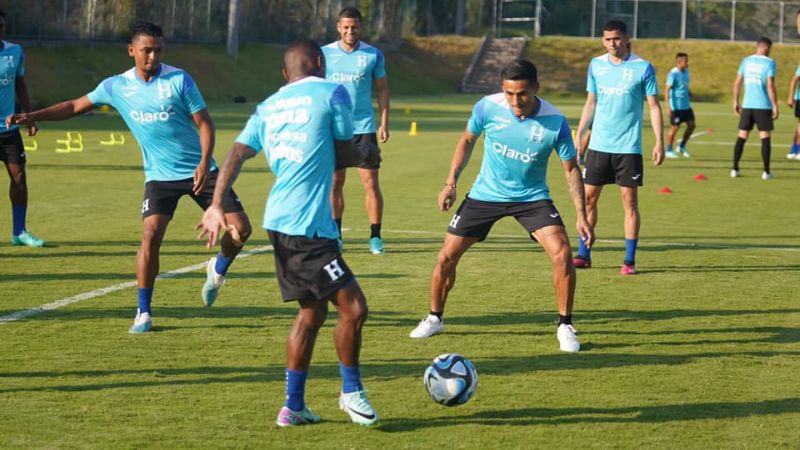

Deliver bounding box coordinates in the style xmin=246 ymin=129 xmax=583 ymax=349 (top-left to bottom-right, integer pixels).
xmin=731 ymin=37 xmax=778 ymax=179
xmin=665 ymin=52 xmax=695 ymax=159
xmin=197 ymin=40 xmax=378 ymax=427
xmin=785 ymin=62 xmax=800 ymax=159
xmin=408 ymin=59 xmax=593 ymax=353
xmin=6 ymin=21 xmax=252 ymax=333
xmin=0 ymin=11 xmax=44 ymax=247
xmin=573 ymin=20 xmax=664 ymax=275
xmin=322 ymin=7 xmax=390 ymax=255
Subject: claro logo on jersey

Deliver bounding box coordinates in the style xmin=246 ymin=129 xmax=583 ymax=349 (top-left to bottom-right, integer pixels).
xmin=330 ymin=72 xmax=366 ymax=83
xmin=492 ymin=142 xmax=540 ymax=164
xmin=130 ymin=105 xmax=175 ymax=123
xmin=597 ymin=83 xmax=630 ymax=96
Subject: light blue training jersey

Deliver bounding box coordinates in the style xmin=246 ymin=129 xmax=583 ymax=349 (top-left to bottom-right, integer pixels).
xmin=666 ymin=67 xmax=691 ymax=111
xmin=0 ymin=41 xmax=25 ymax=133
xmin=794 ymin=64 xmax=800 ymax=100
xmin=586 ymin=52 xmax=659 ymax=155
xmin=466 ymin=94 xmax=575 ymax=203
xmin=87 ymin=64 xmax=213 ymax=182
xmin=235 ymin=76 xmax=353 ymax=239
xmin=737 ymin=54 xmax=776 ymax=110
xmin=322 ymin=41 xmax=386 ymax=134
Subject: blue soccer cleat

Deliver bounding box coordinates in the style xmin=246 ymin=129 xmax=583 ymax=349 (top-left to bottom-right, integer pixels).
xmin=275 ymin=406 xmax=321 ymax=427
xmin=11 ymin=230 xmax=45 ymax=247
xmin=201 ymin=257 xmax=225 ymax=307
xmin=128 ymin=311 xmax=152 ymax=334
xmin=369 ymin=237 xmax=384 ymax=255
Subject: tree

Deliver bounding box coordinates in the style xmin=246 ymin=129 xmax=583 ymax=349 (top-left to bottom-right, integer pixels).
xmin=227 ymin=0 xmax=240 ymax=60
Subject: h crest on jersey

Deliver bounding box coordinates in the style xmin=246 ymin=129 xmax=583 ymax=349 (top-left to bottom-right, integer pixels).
xmin=528 ymin=125 xmax=545 ymax=144
xmin=3 ymin=56 xmax=15 ymax=68
xmin=157 ymin=80 xmax=172 ymax=99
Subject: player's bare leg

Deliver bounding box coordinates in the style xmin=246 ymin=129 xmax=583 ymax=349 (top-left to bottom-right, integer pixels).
xmin=575 ymin=184 xmax=602 ymax=268
xmin=534 ymin=225 xmax=580 ymax=352
xmin=331 ymin=282 xmax=368 ymax=367
xmin=130 ymin=214 xmax=170 ymax=333
xmin=287 ymin=299 xmax=328 ymax=371
xmin=358 ymin=168 xmax=385 ymax=254
xmin=331 ymin=169 xmax=346 ymax=238
xmin=220 ymin=211 xmax=252 ymax=259
xmin=620 ymin=186 xmax=640 ymax=275
xmin=666 ymin=123 xmax=680 ymax=158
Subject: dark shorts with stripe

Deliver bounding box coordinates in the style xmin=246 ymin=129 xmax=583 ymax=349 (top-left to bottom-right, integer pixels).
xmin=794 ymin=101 xmax=800 ymax=119
xmin=335 ymin=133 xmax=381 ymax=170
xmin=141 ymin=170 xmax=244 ymax=218
xmin=583 ymin=149 xmax=644 ymax=187
xmin=738 ymin=108 xmax=773 ymax=132
xmin=670 ymin=108 xmax=695 ymax=125
xmin=447 ymin=197 xmax=565 ymax=242
xmin=0 ymin=129 xmax=25 ymax=165
xmin=268 ymin=230 xmax=355 ymax=302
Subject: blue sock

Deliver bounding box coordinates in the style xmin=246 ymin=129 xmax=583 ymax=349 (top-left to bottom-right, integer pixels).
xmin=11 ymin=205 xmax=26 ymax=236
xmin=792 ymin=143 xmax=800 ymax=154
xmin=624 ymin=238 xmax=638 ymax=265
xmin=137 ymin=288 xmax=153 ymax=314
xmin=285 ymin=369 xmax=307 ymax=411
xmin=214 ymin=253 xmax=233 ymax=276
xmin=577 ymin=237 xmax=591 ymax=260
xmin=667 ymin=144 xmax=673 ymax=153
xmin=339 ymin=362 xmax=363 ymax=394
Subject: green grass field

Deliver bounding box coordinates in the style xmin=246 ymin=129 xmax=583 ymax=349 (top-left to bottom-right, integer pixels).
xmin=1 ymin=95 xmax=799 ymax=449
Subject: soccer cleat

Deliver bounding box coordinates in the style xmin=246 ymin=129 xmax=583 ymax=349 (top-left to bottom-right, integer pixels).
xmin=620 ymin=263 xmax=636 ymax=276
xmin=557 ymin=323 xmax=580 ymax=353
xmin=679 ymin=148 xmax=690 ymax=158
xmin=572 ymin=256 xmax=591 ymax=269
xmin=730 ymin=169 xmax=739 ymax=178
xmin=665 ymin=150 xmax=679 ymax=159
xmin=201 ymin=257 xmax=225 ymax=307
xmin=761 ymin=171 xmax=773 ymax=180
xmin=788 ymin=152 xmax=797 ymax=160
xmin=11 ymin=230 xmax=45 ymax=247
xmin=275 ymin=406 xmax=321 ymax=427
xmin=128 ymin=311 xmax=152 ymax=334
xmin=409 ymin=315 xmax=443 ymax=338
xmin=339 ymin=390 xmax=379 ymax=426
xmin=369 ymin=237 xmax=384 ymax=255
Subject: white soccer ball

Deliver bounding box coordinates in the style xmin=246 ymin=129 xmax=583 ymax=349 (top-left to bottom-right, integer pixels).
xmin=423 ymin=353 xmax=478 ymax=406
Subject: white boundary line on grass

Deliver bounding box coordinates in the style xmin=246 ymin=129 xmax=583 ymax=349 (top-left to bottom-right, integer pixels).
xmin=0 ymin=245 xmax=273 ymax=325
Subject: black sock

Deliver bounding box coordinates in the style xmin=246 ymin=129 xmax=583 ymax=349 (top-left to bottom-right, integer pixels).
xmin=335 ymin=218 xmax=342 ymax=235
xmin=733 ymin=137 xmax=746 ymax=171
xmin=761 ymin=137 xmax=771 ymax=173
xmin=680 ymin=135 xmax=690 ymax=148
xmin=370 ymin=223 xmax=381 ymax=239
xmin=558 ymin=314 xmax=572 ymax=325
xmin=430 ymin=310 xmax=443 ymax=320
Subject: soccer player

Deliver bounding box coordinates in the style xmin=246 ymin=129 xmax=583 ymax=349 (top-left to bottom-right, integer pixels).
xmin=731 ymin=37 xmax=778 ymax=180
xmin=322 ymin=7 xmax=390 ymax=255
xmin=408 ymin=59 xmax=594 ymax=353
xmin=6 ymin=21 xmax=252 ymax=333
xmin=785 ymin=63 xmax=800 ymax=159
xmin=665 ymin=52 xmax=695 ymax=159
xmin=197 ymin=40 xmax=378 ymax=427
xmin=573 ymin=20 xmax=664 ymax=275
xmin=0 ymin=11 xmax=44 ymax=247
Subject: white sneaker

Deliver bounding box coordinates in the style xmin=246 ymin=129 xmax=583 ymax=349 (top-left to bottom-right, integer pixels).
xmin=202 ymin=257 xmax=226 ymax=307
xmin=557 ymin=324 xmax=580 ymax=353
xmin=787 ymin=152 xmax=796 ymax=160
xmin=665 ymin=150 xmax=679 ymax=159
xmin=339 ymin=390 xmax=379 ymax=426
xmin=730 ymin=169 xmax=739 ymax=178
xmin=679 ymin=148 xmax=691 ymax=158
xmin=761 ymin=171 xmax=773 ymax=180
xmin=409 ymin=314 xmax=443 ymax=338
xmin=129 ymin=310 xmax=152 ymax=334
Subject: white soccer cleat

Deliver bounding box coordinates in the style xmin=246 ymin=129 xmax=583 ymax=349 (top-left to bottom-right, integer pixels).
xmin=730 ymin=169 xmax=739 ymax=178
xmin=557 ymin=324 xmax=580 ymax=353
xmin=201 ymin=257 xmax=226 ymax=307
xmin=665 ymin=150 xmax=679 ymax=159
xmin=761 ymin=171 xmax=773 ymax=180
xmin=129 ymin=310 xmax=152 ymax=334
xmin=339 ymin=390 xmax=379 ymax=426
xmin=409 ymin=314 xmax=443 ymax=338
xmin=679 ymin=148 xmax=690 ymax=158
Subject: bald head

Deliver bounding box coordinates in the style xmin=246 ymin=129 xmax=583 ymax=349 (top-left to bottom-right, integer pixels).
xmin=283 ymin=40 xmax=324 ymax=81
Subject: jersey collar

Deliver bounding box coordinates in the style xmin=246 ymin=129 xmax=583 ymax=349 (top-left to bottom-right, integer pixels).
xmin=132 ymin=65 xmax=163 ymax=86
xmin=508 ymin=96 xmax=542 ymax=123
xmin=336 ymin=41 xmax=361 ymax=54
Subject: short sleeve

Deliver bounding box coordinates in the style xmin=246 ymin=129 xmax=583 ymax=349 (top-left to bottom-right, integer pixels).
xmin=331 ymin=85 xmax=354 ymax=141
xmin=180 ymin=72 xmax=207 ymax=114
xmin=466 ymin=99 xmax=486 ymax=135
xmin=373 ymin=50 xmax=387 ymax=79
xmin=737 ymin=59 xmax=746 ymax=76
xmin=666 ymin=70 xmax=675 ymax=87
xmin=643 ymin=64 xmax=658 ymax=96
xmin=555 ymin=118 xmax=576 ymax=161
xmin=795 ymin=64 xmax=800 ymax=76
xmin=235 ymin=109 xmax=265 ymax=154
xmin=767 ymin=60 xmax=776 ymax=78
xmin=86 ymin=77 xmax=115 ymax=106
xmin=586 ymin=63 xmax=597 ymax=94
xmin=16 ymin=48 xmax=24 ymax=77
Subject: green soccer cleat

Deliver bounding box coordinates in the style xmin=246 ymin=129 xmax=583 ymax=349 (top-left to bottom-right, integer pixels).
xmin=339 ymin=390 xmax=379 ymax=426
xmin=11 ymin=230 xmax=45 ymax=247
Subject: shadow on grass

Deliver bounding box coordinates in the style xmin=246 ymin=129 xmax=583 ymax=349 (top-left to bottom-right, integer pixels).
xmin=377 ymin=397 xmax=800 ymax=430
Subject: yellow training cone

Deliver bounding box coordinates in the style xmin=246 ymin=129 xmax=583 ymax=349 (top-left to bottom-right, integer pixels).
xmin=409 ymin=121 xmax=418 ymax=136
xmin=404 ymin=107 xmax=411 ymax=115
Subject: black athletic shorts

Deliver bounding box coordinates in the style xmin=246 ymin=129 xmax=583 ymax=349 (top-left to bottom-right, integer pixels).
xmin=0 ymin=129 xmax=25 ymax=164
xmin=141 ymin=170 xmax=244 ymax=218
xmin=794 ymin=101 xmax=800 ymax=119
xmin=268 ymin=230 xmax=355 ymax=302
xmin=738 ymin=108 xmax=773 ymax=132
xmin=670 ymin=108 xmax=695 ymax=125
xmin=583 ymin=149 xmax=644 ymax=187
xmin=447 ymin=197 xmax=565 ymax=242
xmin=335 ymin=133 xmax=381 ymax=170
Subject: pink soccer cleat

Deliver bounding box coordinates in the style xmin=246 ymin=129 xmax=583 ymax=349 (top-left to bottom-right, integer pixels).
xmin=620 ymin=263 xmax=636 ymax=275
xmin=573 ymin=256 xmax=592 ymax=269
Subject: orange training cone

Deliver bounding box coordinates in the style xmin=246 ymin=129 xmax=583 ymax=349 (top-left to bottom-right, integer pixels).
xmin=659 ymin=186 xmax=673 ymax=194
xmin=694 ymin=173 xmax=708 ymax=181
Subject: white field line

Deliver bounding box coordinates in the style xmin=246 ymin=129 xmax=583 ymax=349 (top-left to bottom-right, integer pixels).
xmin=0 ymin=245 xmax=272 ymax=325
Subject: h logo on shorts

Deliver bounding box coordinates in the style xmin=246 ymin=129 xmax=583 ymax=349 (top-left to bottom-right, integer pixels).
xmin=449 ymin=215 xmax=462 ymax=229
xmin=322 ymin=259 xmax=346 ymax=281
xmin=142 ymin=199 xmax=150 ymax=213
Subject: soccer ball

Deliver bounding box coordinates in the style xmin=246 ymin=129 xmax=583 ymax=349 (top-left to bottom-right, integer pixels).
xmin=423 ymin=353 xmax=478 ymax=406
